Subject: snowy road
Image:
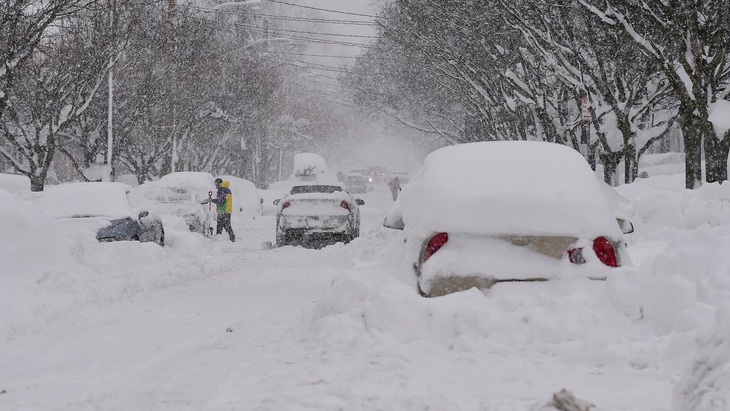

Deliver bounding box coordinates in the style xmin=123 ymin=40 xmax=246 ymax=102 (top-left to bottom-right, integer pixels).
xmin=3 ymin=178 xmax=727 ymax=410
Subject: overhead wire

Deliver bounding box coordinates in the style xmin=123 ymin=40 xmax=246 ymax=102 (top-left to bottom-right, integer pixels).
xmin=235 ymin=22 xmax=378 ymax=39
xmin=264 ymin=0 xmax=379 ymax=19
xmin=179 ymin=4 xmax=377 ymax=26
xmin=183 ymin=14 xmax=372 ymax=47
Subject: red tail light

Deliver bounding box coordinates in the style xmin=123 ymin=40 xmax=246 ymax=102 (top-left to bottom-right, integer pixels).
xmin=282 ymin=201 xmax=291 ymax=209
xmin=422 ymin=232 xmax=448 ymax=263
xmin=340 ymin=200 xmax=350 ymax=211
xmin=593 ymin=236 xmax=618 ymax=267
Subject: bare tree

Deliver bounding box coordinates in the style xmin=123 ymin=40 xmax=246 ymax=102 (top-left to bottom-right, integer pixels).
xmin=581 ymin=0 xmax=730 ymax=188
xmin=500 ymin=1 xmax=676 ymax=184
xmin=0 ymin=10 xmax=112 ymax=191
xmin=0 ymin=0 xmax=96 ymax=122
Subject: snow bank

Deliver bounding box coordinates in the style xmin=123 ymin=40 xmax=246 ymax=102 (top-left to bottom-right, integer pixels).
xmin=0 ymin=173 xmax=30 ymax=193
xmin=1 ymin=187 xmax=236 ymax=343
xmin=310 ymin=172 xmax=730 ymax=407
xmin=0 ymin=189 xmax=76 ymax=336
xmin=673 ymin=306 xmax=730 ymax=411
xmin=400 ymin=141 xmax=621 ymax=237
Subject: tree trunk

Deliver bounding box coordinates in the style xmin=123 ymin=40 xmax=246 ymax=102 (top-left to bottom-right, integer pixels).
xmin=704 ymin=130 xmax=730 ymax=184
xmin=535 ymin=106 xmax=560 ymax=144
xmin=600 ymin=151 xmax=622 ymax=186
xmin=624 ymin=142 xmax=638 ymax=184
xmin=679 ymin=112 xmax=704 ymax=189
xmin=30 ymin=174 xmax=45 ymax=192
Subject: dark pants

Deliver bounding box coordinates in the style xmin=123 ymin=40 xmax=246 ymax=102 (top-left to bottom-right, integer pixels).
xmin=216 ymin=213 xmax=235 ymax=242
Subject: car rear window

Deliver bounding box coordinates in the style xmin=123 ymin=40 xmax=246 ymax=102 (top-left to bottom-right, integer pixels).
xmin=290 ymin=185 xmax=343 ymax=194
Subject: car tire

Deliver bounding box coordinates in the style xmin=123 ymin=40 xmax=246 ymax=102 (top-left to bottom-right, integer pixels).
xmin=276 ymin=230 xmax=287 ymax=247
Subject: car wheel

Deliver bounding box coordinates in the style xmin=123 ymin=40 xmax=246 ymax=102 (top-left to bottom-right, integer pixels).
xmin=276 ymin=230 xmax=287 ymax=247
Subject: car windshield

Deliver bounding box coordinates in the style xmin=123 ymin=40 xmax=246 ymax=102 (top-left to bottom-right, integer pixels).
xmin=290 ymin=185 xmax=342 ymax=195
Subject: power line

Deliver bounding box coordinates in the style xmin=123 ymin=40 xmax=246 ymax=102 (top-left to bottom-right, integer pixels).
xmin=180 ymin=4 xmax=377 ymax=26
xmin=292 ymin=60 xmax=354 ymax=72
xmin=236 ymin=22 xmax=378 ymax=39
xmin=235 ymin=22 xmax=373 ymax=47
xmin=265 ymin=0 xmax=379 ymax=19
xmin=184 ymin=15 xmax=372 ymax=48
xmin=267 ymin=52 xmax=360 ymax=59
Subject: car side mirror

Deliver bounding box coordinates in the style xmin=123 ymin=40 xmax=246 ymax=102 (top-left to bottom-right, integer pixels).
xmin=617 ymin=218 xmax=634 ymax=234
xmin=356 ymin=199 xmax=365 ymax=206
xmin=139 ymin=211 xmax=150 ymax=219
xmin=383 ymin=216 xmax=405 ymax=230
xmin=273 ymin=199 xmax=280 ymax=205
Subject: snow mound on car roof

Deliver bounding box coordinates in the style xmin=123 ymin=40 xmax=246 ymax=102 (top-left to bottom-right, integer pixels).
xmin=399 ymin=141 xmax=621 ymax=237
xmin=293 ymin=152 xmax=328 ymax=176
xmin=39 ymin=182 xmax=134 ymax=219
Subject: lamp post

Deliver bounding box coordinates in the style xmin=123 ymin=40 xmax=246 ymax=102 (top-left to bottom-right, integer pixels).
xmin=103 ymin=0 xmax=116 ymax=182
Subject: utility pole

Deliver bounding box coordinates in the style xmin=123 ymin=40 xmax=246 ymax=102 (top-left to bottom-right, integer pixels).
xmin=103 ymin=0 xmax=116 ymax=182
xmin=166 ymin=0 xmax=177 ymax=174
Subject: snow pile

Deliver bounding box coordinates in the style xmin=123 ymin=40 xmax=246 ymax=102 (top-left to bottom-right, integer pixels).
xmin=0 ymin=186 xmax=235 ymax=343
xmin=0 ymin=188 xmax=76 ymax=337
xmin=400 ymin=141 xmax=621 ymax=237
xmin=308 ymin=172 xmax=730 ymax=408
xmin=0 ymin=173 xmax=30 ymax=193
xmin=673 ymin=306 xmax=730 ymax=411
xmin=38 ymin=182 xmax=135 ymax=218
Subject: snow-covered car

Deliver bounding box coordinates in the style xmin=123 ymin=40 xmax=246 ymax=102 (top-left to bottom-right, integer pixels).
xmin=342 ymin=175 xmax=373 ymax=194
xmin=600 ymin=179 xmax=636 ymax=234
xmin=138 ymin=172 xmax=215 ymax=236
xmin=384 ymin=141 xmax=630 ymax=298
xmin=367 ymin=166 xmax=389 ymax=184
xmin=275 ymin=184 xmax=364 ymax=247
xmin=39 ymin=182 xmax=165 ymax=245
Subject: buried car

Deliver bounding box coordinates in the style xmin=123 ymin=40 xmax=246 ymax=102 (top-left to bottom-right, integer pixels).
xmin=275 ymin=184 xmax=364 ymax=247
xmin=138 ymin=172 xmax=215 ymax=236
xmin=384 ymin=141 xmax=631 ymax=297
xmin=39 ymin=182 xmax=164 ymax=245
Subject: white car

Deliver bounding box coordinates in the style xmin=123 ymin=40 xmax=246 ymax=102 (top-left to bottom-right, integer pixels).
xmin=138 ymin=172 xmax=216 ymax=236
xmin=39 ymin=182 xmax=165 ymax=245
xmin=275 ymin=184 xmax=364 ymax=247
xmin=384 ymin=141 xmax=631 ymax=297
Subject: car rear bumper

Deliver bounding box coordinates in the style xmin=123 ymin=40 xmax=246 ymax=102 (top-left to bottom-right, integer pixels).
xmin=278 ymin=215 xmax=351 ymax=233
xmin=416 ymin=235 xmax=619 ymax=297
